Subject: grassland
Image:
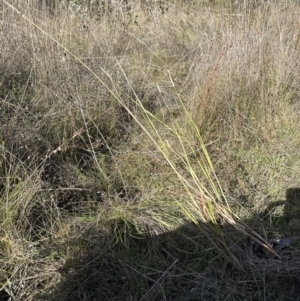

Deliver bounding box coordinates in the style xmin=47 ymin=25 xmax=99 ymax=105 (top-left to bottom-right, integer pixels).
xmin=1 ymin=0 xmax=300 ymax=300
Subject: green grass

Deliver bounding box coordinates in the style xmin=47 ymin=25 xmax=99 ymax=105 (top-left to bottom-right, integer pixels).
xmin=1 ymin=0 xmax=300 ymax=300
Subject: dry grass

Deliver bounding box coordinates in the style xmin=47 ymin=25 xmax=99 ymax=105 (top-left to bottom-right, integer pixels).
xmin=1 ymin=0 xmax=300 ymax=300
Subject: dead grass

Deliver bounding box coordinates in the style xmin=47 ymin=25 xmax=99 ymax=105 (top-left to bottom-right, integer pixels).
xmin=1 ymin=0 xmax=300 ymax=300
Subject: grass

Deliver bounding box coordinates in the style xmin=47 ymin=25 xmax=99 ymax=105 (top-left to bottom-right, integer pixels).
xmin=1 ymin=0 xmax=300 ymax=300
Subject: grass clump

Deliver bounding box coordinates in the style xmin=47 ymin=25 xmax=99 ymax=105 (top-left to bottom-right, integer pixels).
xmin=1 ymin=0 xmax=300 ymax=300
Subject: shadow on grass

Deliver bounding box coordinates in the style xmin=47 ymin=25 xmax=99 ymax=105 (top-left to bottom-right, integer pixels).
xmin=284 ymin=188 xmax=300 ymax=222
xmin=44 ymin=188 xmax=300 ymax=301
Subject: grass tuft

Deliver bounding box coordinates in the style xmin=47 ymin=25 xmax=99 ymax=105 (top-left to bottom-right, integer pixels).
xmin=1 ymin=0 xmax=300 ymax=300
